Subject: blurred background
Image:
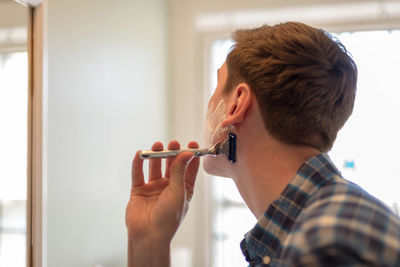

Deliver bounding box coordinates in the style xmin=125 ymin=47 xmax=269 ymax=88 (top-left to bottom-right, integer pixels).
xmin=0 ymin=0 xmax=399 ymax=266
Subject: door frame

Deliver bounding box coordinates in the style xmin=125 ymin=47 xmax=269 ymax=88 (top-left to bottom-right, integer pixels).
xmin=26 ymin=2 xmax=43 ymax=267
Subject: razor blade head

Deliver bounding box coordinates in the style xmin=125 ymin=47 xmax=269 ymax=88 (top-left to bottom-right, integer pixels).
xmin=228 ymin=133 xmax=237 ymax=163
xmin=216 ymin=132 xmax=237 ymax=163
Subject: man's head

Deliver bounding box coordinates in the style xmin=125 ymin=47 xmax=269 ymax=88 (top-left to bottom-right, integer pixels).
xmin=204 ymin=22 xmax=357 ymax=176
xmin=224 ymin=22 xmax=357 ymax=152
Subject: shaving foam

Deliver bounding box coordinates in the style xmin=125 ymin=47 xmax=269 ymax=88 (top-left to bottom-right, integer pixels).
xmin=205 ymin=99 xmax=232 ymax=146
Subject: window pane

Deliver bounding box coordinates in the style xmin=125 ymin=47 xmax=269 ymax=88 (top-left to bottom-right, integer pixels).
xmin=0 ymin=52 xmax=28 ymax=267
xmin=212 ymin=179 xmax=255 ymax=267
xmin=329 ymin=30 xmax=400 ymax=214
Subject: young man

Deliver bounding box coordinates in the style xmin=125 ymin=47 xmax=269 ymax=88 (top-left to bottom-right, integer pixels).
xmin=125 ymin=22 xmax=400 ymax=266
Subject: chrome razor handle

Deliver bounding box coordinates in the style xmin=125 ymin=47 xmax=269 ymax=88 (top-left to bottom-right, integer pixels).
xmin=139 ymin=149 xmax=210 ymax=159
xmin=139 ymin=150 xmax=180 ymax=159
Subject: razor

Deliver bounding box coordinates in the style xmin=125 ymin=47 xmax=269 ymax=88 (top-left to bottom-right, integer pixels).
xmin=139 ymin=133 xmax=237 ymax=163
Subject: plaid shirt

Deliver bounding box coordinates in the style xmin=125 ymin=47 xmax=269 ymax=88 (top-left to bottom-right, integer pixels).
xmin=240 ymin=153 xmax=400 ymax=266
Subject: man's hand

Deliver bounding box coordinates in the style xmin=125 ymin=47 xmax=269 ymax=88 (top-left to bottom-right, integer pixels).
xmin=125 ymin=141 xmax=200 ymax=267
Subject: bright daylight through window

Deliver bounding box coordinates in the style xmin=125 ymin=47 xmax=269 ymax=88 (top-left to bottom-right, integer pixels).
xmin=209 ymin=30 xmax=400 ymax=267
xmin=0 ymin=52 xmax=28 ymax=267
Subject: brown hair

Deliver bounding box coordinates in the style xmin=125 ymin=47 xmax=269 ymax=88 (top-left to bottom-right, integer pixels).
xmin=225 ymin=22 xmax=357 ymax=152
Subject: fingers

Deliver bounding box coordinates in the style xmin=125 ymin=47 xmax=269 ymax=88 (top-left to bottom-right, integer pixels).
xmin=131 ymin=151 xmax=144 ymax=187
xmin=165 ymin=140 xmax=180 ymax=178
xmin=169 ymin=152 xmax=194 ymax=194
xmin=149 ymin=142 xmax=163 ymax=181
xmin=133 ymin=140 xmax=198 ymax=193
xmin=185 ymin=142 xmax=200 ymax=196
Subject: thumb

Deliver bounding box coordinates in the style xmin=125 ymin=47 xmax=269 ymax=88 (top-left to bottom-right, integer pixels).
xmin=169 ymin=152 xmax=194 ymax=193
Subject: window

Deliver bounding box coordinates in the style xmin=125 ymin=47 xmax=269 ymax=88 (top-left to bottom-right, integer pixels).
xmin=209 ymin=30 xmax=400 ymax=267
xmin=0 ymin=52 xmax=28 ymax=266
xmin=329 ymin=30 xmax=400 ymax=215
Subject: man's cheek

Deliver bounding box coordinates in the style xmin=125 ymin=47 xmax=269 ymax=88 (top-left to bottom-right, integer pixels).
xmin=205 ymin=100 xmax=227 ymax=146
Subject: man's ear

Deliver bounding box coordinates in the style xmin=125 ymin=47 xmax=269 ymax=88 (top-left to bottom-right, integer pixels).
xmin=221 ymin=83 xmax=252 ymax=128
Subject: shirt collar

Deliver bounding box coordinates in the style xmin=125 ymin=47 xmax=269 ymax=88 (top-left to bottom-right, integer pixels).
xmin=241 ymin=153 xmax=341 ymax=264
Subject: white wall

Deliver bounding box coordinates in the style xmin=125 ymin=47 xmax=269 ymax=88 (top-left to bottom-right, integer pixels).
xmin=0 ymin=0 xmax=26 ymax=29
xmin=43 ymin=0 xmax=167 ymax=266
xmin=0 ymin=0 xmax=27 ymax=51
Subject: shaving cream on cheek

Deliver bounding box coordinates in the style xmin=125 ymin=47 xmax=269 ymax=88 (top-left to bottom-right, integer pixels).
xmin=205 ymin=99 xmax=231 ymax=146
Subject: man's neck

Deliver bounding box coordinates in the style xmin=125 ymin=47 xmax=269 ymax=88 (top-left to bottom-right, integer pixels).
xmin=231 ymin=137 xmax=320 ymax=219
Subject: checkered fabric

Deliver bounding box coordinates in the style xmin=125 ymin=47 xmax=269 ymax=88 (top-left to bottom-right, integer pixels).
xmin=240 ymin=153 xmax=400 ymax=266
